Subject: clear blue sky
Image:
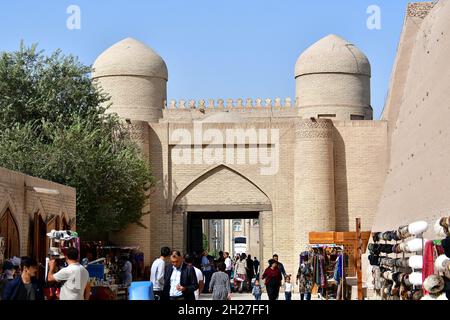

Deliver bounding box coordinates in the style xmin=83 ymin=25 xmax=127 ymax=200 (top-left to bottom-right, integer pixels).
xmin=0 ymin=0 xmax=429 ymax=119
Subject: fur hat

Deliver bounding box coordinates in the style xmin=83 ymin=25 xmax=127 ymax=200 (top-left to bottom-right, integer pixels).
xmin=409 ymin=255 xmax=423 ymax=269
xmin=408 ymin=220 xmax=428 ymax=236
xmin=434 ymin=254 xmax=449 ymax=272
xmin=434 ymin=218 xmax=448 ymax=237
xmin=409 ymin=272 xmax=422 ymax=286
xmin=412 ymin=290 xmax=424 ymax=300
xmin=423 ymin=275 xmax=444 ymax=294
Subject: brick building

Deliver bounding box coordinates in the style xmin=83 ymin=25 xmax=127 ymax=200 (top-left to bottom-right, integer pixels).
xmin=0 ymin=167 xmax=76 ymax=270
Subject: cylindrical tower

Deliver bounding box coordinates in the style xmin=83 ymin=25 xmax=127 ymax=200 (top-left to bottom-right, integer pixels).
xmin=92 ymin=37 xmax=168 ymax=123
xmin=295 ymin=34 xmax=373 ymax=120
xmin=293 ymin=119 xmax=336 ymax=257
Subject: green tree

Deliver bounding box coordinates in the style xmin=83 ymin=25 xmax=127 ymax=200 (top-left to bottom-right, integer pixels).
xmin=0 ymin=43 xmax=154 ymax=236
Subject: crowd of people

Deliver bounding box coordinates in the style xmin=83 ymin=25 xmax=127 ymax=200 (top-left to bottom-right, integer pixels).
xmin=149 ymin=247 xmax=297 ymax=301
xmin=0 ymin=247 xmax=90 ymax=300
xmin=0 ymin=246 xmax=311 ymax=301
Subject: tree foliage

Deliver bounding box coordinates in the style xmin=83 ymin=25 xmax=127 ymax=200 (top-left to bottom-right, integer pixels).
xmin=0 ymin=43 xmax=153 ymax=235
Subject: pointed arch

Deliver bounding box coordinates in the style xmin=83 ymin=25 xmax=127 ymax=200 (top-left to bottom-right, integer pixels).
xmin=0 ymin=208 xmax=20 ymax=258
xmin=31 ymin=198 xmax=48 ymax=221
xmin=172 ymin=164 xmax=272 ymax=212
xmin=0 ymin=192 xmax=19 ymax=221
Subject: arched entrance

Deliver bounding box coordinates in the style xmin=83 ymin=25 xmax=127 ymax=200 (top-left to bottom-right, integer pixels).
xmin=172 ymin=165 xmax=273 ymax=264
xmin=0 ymin=209 xmax=20 ymax=259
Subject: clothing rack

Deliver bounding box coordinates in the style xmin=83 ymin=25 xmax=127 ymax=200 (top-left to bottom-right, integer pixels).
xmin=305 ymin=243 xmax=345 ymax=300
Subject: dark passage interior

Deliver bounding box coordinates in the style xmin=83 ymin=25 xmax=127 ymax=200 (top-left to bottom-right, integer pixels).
xmin=186 ymin=211 xmax=259 ymax=255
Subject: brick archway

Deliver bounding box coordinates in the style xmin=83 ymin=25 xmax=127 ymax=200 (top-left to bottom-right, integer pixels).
xmin=171 ymin=164 xmax=273 ymax=265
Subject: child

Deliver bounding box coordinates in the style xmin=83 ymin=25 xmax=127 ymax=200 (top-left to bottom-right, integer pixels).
xmin=284 ymin=275 xmax=293 ymax=301
xmin=252 ymin=279 xmax=263 ymax=300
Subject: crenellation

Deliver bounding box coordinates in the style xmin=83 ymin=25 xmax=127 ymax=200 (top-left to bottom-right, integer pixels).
xmin=164 ymin=98 xmax=295 ymax=110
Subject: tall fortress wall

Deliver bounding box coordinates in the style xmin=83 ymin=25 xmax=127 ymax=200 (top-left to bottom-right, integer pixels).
xmin=374 ymin=0 xmax=450 ymax=238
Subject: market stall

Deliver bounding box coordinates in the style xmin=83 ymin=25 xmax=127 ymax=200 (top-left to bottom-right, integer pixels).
xmin=368 ymin=217 xmax=450 ymax=300
xmin=308 ymin=229 xmax=371 ymax=300
xmin=80 ymin=242 xmax=145 ymax=300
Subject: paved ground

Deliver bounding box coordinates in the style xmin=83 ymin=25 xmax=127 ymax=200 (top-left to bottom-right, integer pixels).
xmin=198 ymin=292 xmax=321 ymax=300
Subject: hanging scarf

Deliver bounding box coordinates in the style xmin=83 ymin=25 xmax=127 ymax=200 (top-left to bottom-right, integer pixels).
xmin=422 ymin=240 xmax=434 ymax=295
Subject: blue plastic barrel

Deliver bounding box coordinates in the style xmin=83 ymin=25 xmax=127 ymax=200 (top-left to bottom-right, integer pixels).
xmin=128 ymin=281 xmax=154 ymax=300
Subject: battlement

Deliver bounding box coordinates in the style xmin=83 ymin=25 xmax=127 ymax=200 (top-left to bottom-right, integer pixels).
xmin=165 ymin=97 xmax=294 ymax=110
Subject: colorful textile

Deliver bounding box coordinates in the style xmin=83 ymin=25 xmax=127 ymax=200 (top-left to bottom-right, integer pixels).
xmin=422 ymin=240 xmax=434 ymax=295
xmin=333 ymin=254 xmax=343 ymax=282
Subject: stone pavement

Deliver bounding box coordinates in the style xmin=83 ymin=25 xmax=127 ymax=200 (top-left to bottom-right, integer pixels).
xmin=198 ymin=292 xmax=321 ymax=301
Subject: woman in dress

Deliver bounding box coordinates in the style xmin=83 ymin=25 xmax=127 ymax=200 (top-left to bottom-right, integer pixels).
xmin=234 ymin=253 xmax=248 ymax=293
xmin=262 ymin=259 xmax=282 ymax=300
xmin=296 ymin=258 xmax=313 ymax=300
xmin=209 ymin=262 xmax=231 ymax=300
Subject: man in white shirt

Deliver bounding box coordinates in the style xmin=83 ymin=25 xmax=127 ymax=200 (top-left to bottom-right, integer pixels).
xmin=150 ymin=246 xmax=171 ymax=300
xmin=162 ymin=250 xmax=198 ymax=300
xmin=224 ymin=252 xmax=232 ymax=281
xmin=48 ymin=247 xmax=90 ymax=300
xmin=184 ymin=254 xmax=204 ymax=300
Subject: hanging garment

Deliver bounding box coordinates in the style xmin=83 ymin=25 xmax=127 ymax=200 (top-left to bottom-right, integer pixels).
xmin=422 ymin=240 xmax=435 ymax=295
xmin=333 ymin=254 xmax=343 ymax=282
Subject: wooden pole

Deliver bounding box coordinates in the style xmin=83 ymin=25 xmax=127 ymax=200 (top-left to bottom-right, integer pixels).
xmin=355 ymin=218 xmax=363 ymax=300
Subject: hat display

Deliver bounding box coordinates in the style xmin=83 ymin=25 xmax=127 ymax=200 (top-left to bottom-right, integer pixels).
xmin=408 ymin=220 xmax=428 ymax=236
xmin=408 ymin=255 xmax=423 ymax=269
xmin=434 ymin=254 xmax=449 ymax=272
xmin=434 ymin=218 xmax=448 ymax=237
xmin=423 ymin=275 xmax=444 ymax=294
xmin=409 ymin=272 xmax=422 ymax=286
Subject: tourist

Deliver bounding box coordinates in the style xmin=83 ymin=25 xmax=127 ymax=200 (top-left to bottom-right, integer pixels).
xmin=297 ymin=258 xmax=313 ymax=300
xmin=47 ymin=247 xmax=90 ymax=300
xmin=253 ymin=257 xmax=260 ymax=279
xmin=273 ymin=254 xmax=286 ymax=279
xmin=262 ymin=259 xmax=282 ymax=300
xmin=246 ymin=254 xmax=254 ymax=292
xmin=2 ymin=257 xmax=44 ymax=300
xmin=150 ymin=246 xmax=171 ymax=300
xmin=81 ymin=252 xmax=94 ymax=267
xmin=184 ymin=254 xmax=204 ymax=300
xmin=284 ymin=274 xmax=293 ymax=300
xmin=217 ymin=251 xmax=225 ymax=263
xmin=119 ymin=255 xmax=133 ymax=286
xmin=234 ymin=253 xmax=248 ymax=293
xmin=224 ymin=252 xmax=232 ymax=281
xmin=201 ymin=251 xmax=213 ymax=293
xmin=0 ymin=261 xmax=15 ymax=299
xmin=162 ymin=250 xmax=198 ymax=301
xmin=252 ymin=279 xmax=263 ymax=300
xmin=209 ymin=262 xmax=231 ymax=300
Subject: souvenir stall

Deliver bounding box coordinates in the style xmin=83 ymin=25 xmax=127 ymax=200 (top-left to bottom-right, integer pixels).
xmin=308 ymin=230 xmax=371 ymax=300
xmin=369 ymin=217 xmax=450 ymax=300
xmin=299 ymin=244 xmax=345 ymax=300
xmin=44 ymin=230 xmax=80 ymax=300
xmin=80 ymin=241 xmax=145 ymax=300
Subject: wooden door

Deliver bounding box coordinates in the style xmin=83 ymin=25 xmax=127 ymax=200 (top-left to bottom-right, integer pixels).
xmin=0 ymin=209 xmax=20 ymax=259
xmin=33 ymin=213 xmax=47 ymax=278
